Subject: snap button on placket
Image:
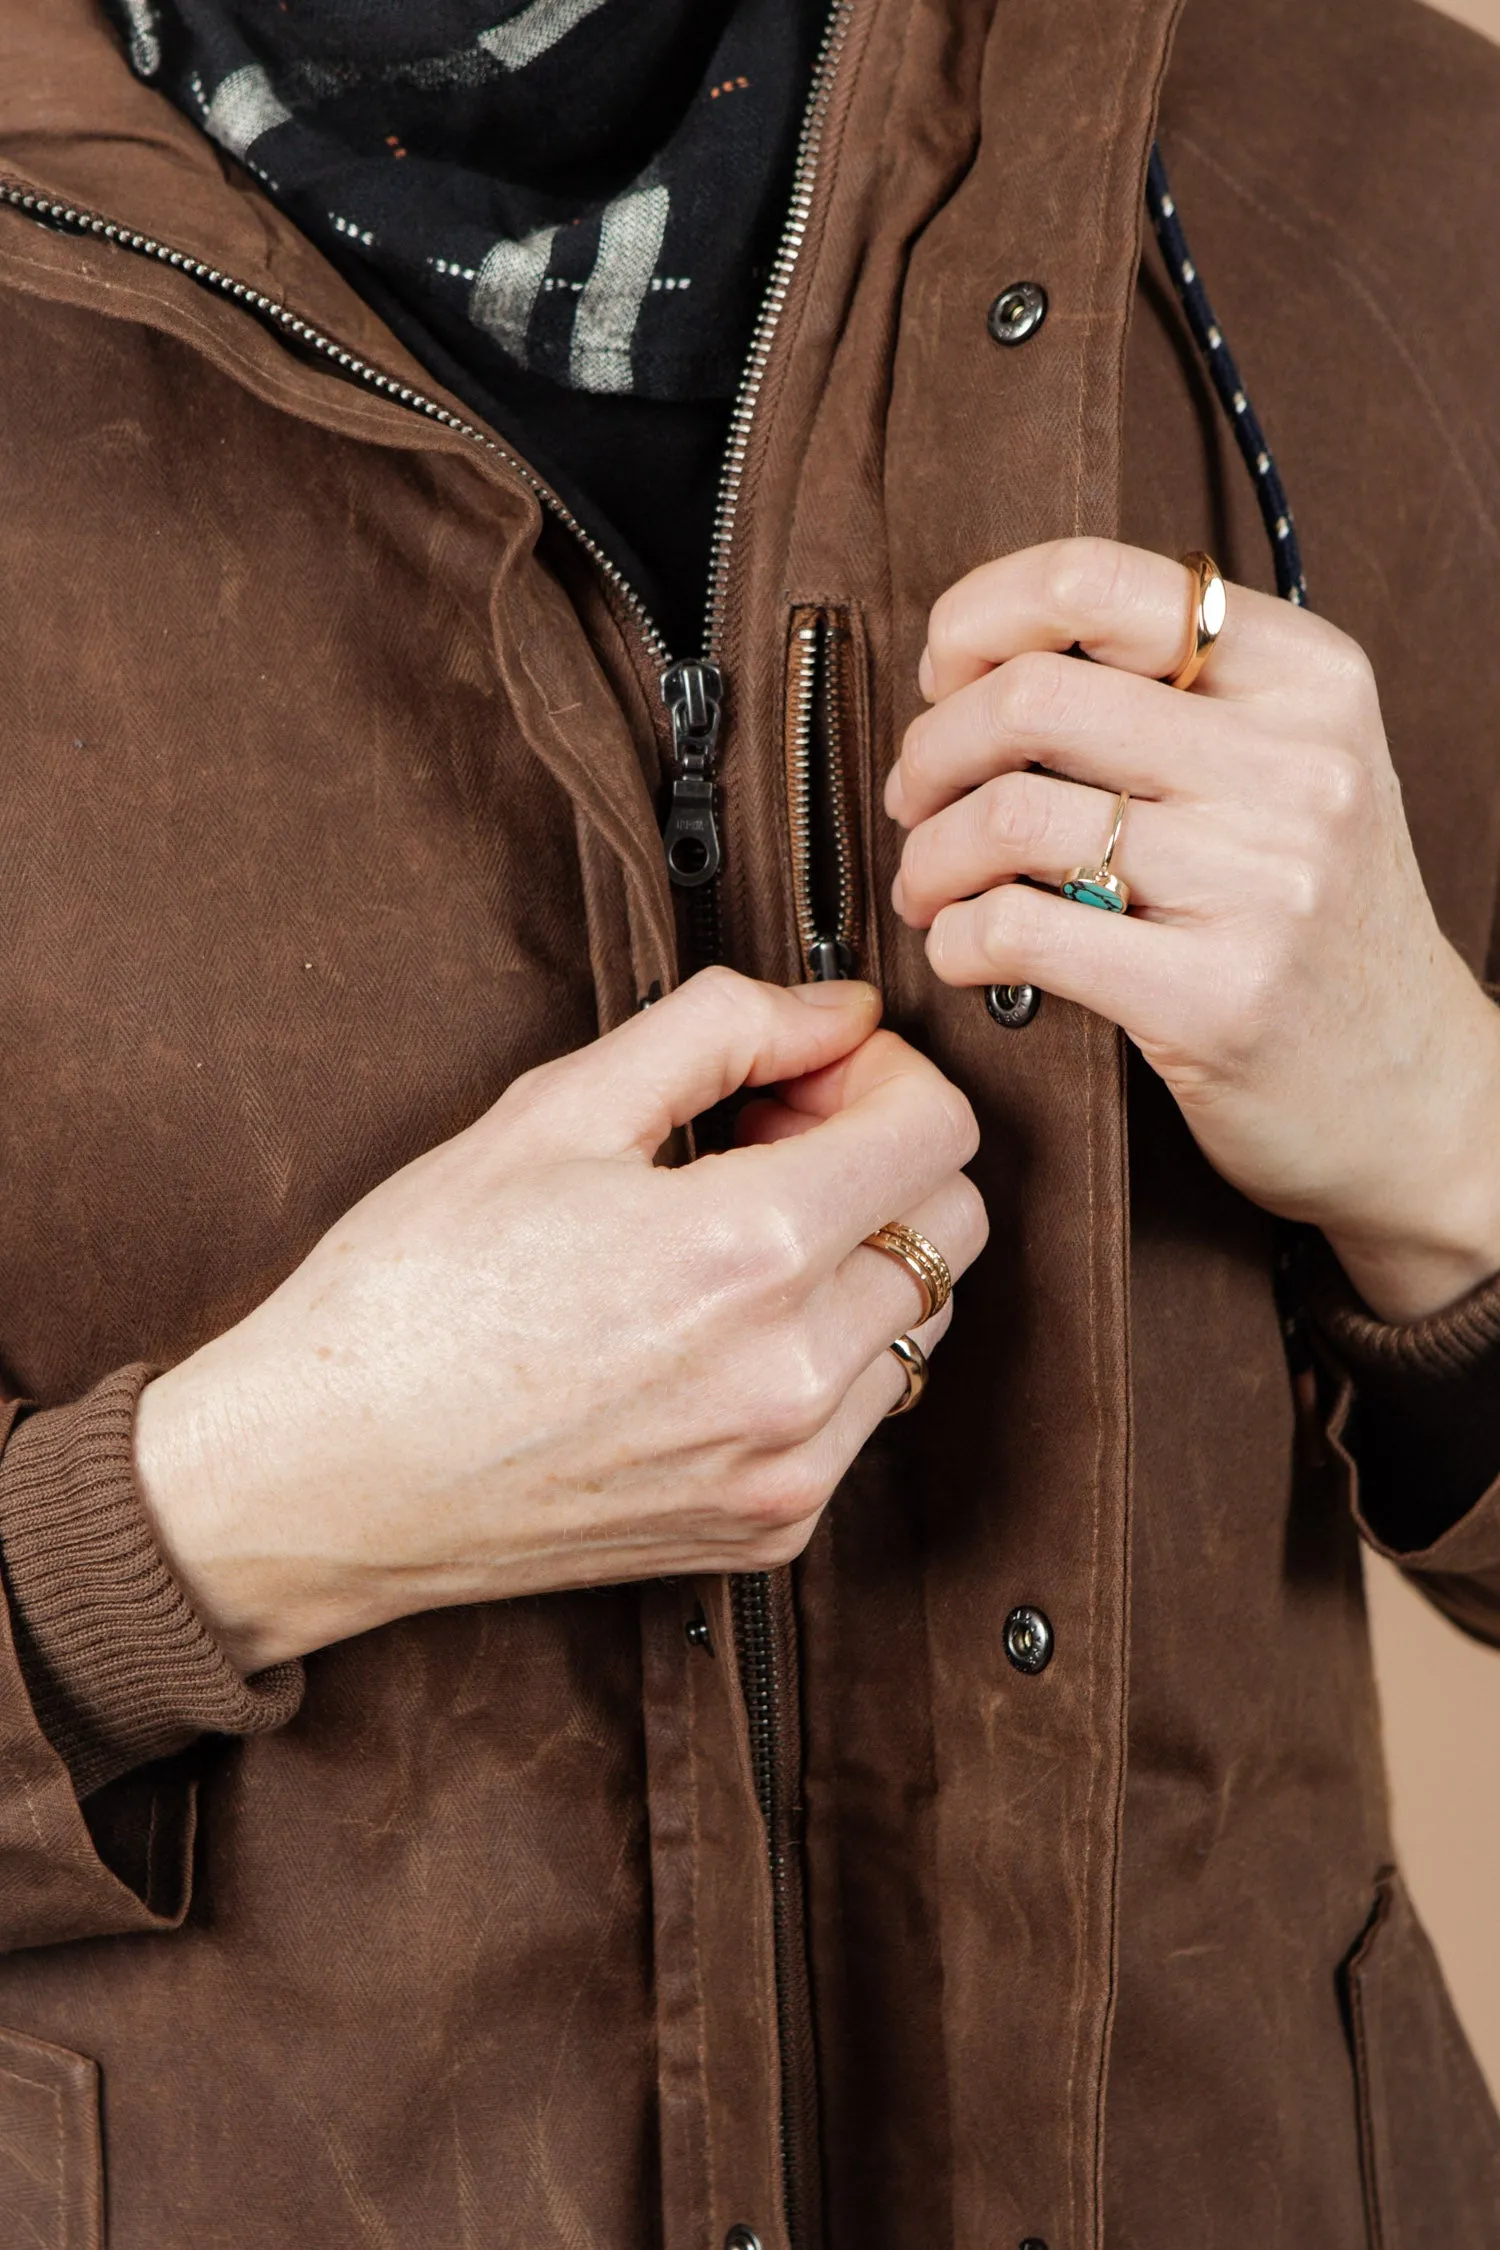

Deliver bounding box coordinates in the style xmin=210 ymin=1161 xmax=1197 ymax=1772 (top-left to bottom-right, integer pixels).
xmin=987 ymin=280 xmax=1048 ymax=345
xmin=724 ymin=2229 xmax=763 ymax=2250
xmin=1004 ymin=1606 xmax=1054 ymax=1676
xmin=985 ymin=982 xmax=1042 ymax=1029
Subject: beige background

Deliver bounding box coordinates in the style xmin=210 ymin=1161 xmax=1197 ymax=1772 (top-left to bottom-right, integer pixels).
xmin=1362 ymin=3 xmax=1500 ymax=2104
xmin=1426 ymin=0 xmax=1500 ymax=31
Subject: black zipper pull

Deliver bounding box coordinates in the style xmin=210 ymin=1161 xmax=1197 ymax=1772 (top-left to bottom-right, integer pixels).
xmin=661 ymin=660 xmax=725 ymax=888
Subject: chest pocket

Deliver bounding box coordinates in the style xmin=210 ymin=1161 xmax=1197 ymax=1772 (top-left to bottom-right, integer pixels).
xmin=0 ymin=2025 xmax=102 ymax=2250
xmin=1345 ymin=1871 xmax=1500 ymax=2248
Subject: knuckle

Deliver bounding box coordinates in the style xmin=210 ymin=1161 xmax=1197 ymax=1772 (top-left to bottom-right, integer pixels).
xmin=949 ymin=1174 xmax=990 ymax=1263
xmin=898 ymin=823 xmax=936 ymax=905
xmin=1301 ymin=744 xmax=1369 ymax=831
xmin=689 ymin=961 xmax=754 ymax=1015
xmin=733 ymin=1199 xmax=812 ymax=1296
xmin=1210 ymin=944 xmax=1285 ymax=1068
xmin=898 ymin=712 xmax=936 ymax=795
xmin=1274 ymin=851 xmax=1326 ymax=924
xmin=746 ymin=1326 xmax=839 ymax=1450
xmin=977 ymin=883 xmax=1021 ymax=956
xmin=750 ymin=1515 xmax=823 ymax=1570
xmin=494 ymin=1057 xmax=555 ymax=1128
xmin=1309 ymin=620 xmax=1378 ymax=702
xmin=737 ymin=1451 xmax=826 ymax=1535
xmin=933 ymin=1081 xmax=981 ymax=1167
xmin=925 ymin=585 xmax=967 ymax=669
xmin=984 ymin=649 xmax=1077 ymax=741
xmin=1045 ymin=535 xmax=1127 ymax=620
xmin=981 ymin=769 xmax=1055 ymax=856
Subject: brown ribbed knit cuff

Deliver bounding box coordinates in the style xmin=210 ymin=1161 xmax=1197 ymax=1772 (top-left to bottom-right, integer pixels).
xmin=0 ymin=1365 xmax=303 ymax=1799
xmin=1308 ymin=1245 xmax=1500 ymax=1552
xmin=1308 ymin=1248 xmax=1500 ymax=1384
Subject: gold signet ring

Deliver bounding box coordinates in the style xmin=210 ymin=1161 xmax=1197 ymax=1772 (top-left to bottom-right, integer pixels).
xmin=885 ymin=1333 xmax=930 ymax=1417
xmin=1167 ymin=551 xmax=1227 ymax=692
xmin=863 ymin=1221 xmax=954 ymax=1326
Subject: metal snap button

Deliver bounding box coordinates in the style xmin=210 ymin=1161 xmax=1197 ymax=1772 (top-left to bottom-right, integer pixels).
xmin=987 ymin=281 xmax=1048 ymax=346
xmin=985 ymin=982 xmax=1042 ymax=1029
xmin=1019 ymin=2238 xmax=1050 ymax=2250
xmin=1004 ymin=1606 xmax=1055 ymax=1676
xmin=724 ymin=2230 xmax=763 ymax=2250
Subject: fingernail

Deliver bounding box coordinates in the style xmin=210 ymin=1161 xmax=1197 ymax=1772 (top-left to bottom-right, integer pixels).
xmin=790 ymin=979 xmax=879 ymax=1007
xmin=891 ymin=871 xmax=907 ymax=916
xmin=918 ymin=649 xmax=936 ymax=701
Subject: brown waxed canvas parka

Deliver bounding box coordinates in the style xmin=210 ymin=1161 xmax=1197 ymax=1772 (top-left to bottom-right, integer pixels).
xmin=2 ymin=0 xmax=1500 ymax=2245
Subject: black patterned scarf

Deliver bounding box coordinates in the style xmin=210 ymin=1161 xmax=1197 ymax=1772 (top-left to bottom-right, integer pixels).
xmin=107 ymin=0 xmax=826 ymax=648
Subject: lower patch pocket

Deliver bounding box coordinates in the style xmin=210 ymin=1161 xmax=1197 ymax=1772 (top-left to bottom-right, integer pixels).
xmin=1344 ymin=1870 xmax=1500 ymax=2248
xmin=0 ymin=2024 xmax=102 ymax=2249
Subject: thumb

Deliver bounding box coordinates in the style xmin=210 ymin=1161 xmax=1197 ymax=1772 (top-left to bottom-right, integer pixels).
xmin=501 ymin=967 xmax=882 ymax=1159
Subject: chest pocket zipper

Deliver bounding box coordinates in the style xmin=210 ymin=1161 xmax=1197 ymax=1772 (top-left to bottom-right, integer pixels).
xmin=785 ymin=607 xmax=865 ymax=983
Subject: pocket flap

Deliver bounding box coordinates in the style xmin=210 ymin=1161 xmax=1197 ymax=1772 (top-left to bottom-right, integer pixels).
xmin=0 ymin=2024 xmax=102 ymax=2250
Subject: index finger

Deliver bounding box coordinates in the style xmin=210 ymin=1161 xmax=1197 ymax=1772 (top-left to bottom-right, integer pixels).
xmin=741 ymin=1032 xmax=980 ymax=1259
xmin=922 ymin=536 xmax=1272 ymax=702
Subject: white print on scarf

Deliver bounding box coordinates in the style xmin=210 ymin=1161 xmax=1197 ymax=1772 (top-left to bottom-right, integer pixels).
xmin=570 ymin=184 xmax=671 ymax=394
xmin=204 ymin=64 xmax=293 ymax=160
xmin=469 ymin=226 xmax=562 ymax=366
xmin=479 ymin=0 xmax=612 ymax=73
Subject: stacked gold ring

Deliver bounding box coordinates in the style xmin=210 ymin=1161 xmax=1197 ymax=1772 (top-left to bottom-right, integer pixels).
xmin=863 ymin=1221 xmax=954 ymax=1326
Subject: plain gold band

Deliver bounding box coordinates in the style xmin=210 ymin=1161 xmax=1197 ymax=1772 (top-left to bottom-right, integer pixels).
xmin=1167 ymin=550 xmax=1227 ymax=693
xmin=863 ymin=1221 xmax=953 ymax=1327
xmin=885 ymin=1332 xmax=930 ymax=1417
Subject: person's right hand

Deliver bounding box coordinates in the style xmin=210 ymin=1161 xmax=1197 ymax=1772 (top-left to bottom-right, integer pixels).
xmin=134 ymin=969 xmax=986 ymax=1674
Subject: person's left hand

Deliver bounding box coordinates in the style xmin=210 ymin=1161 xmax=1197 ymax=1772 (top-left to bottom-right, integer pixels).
xmin=886 ymin=537 xmax=1500 ymax=1324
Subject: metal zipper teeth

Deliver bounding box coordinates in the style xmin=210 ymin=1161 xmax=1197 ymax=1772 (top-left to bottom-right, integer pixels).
xmin=787 ymin=624 xmax=822 ymax=966
xmin=788 ymin=615 xmax=860 ymax=973
xmin=701 ymin=0 xmax=855 ymax=664
xmin=821 ymin=630 xmax=859 ymax=960
xmin=0 ymin=179 xmax=672 ymax=674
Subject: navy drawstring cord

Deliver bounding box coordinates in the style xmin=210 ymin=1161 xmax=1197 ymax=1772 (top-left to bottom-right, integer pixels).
xmin=1145 ymin=142 xmax=1309 ymax=610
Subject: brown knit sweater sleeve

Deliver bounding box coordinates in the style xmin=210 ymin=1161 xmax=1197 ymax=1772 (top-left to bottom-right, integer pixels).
xmin=0 ymin=1363 xmax=302 ymax=1800
xmin=1311 ymin=1251 xmax=1500 ymax=1644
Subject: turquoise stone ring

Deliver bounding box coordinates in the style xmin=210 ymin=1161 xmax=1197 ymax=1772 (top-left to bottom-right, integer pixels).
xmin=1062 ymin=873 xmax=1128 ymax=912
xmin=1062 ymin=790 xmax=1132 ymax=914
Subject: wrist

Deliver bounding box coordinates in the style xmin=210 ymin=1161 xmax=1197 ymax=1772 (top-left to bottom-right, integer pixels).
xmin=1321 ymin=986 xmax=1500 ymax=1323
xmin=1324 ymin=1220 xmax=1500 ymax=1327
xmin=134 ymin=1356 xmax=331 ymax=1675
